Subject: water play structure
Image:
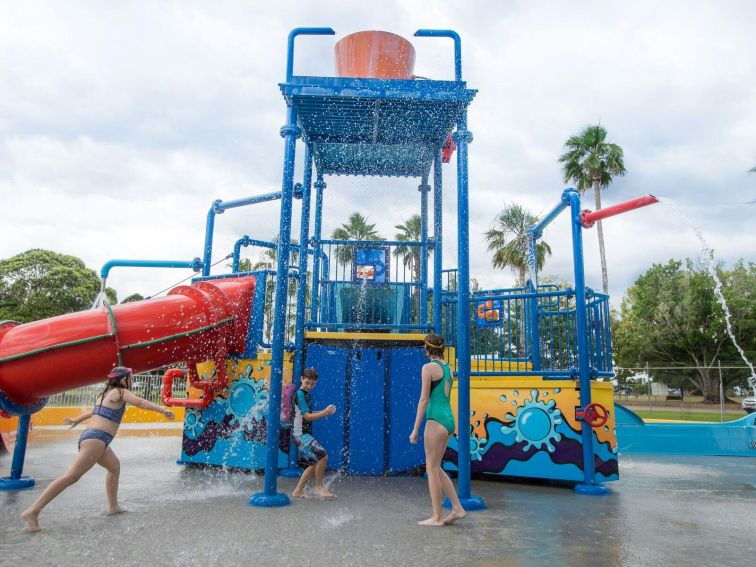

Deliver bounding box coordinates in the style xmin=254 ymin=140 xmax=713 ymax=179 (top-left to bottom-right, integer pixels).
xmin=2 ymin=28 xmax=750 ymax=501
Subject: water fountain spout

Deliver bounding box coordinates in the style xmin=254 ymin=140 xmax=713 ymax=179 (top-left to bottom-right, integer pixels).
xmin=580 ymin=194 xmax=658 ymax=228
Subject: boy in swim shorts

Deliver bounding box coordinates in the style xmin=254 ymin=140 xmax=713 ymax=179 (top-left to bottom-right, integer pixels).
xmin=290 ymin=368 xmax=337 ymax=499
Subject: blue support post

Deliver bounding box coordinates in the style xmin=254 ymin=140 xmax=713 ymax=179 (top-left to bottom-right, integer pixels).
xmin=419 ymin=175 xmax=430 ymax=327
xmin=280 ymin=144 xmax=314 ymax=478
xmin=563 ymin=189 xmax=609 ymax=496
xmin=433 ymin=153 xmax=443 ymax=334
xmin=309 ymin=176 xmax=325 ymax=325
xmin=249 ymin=105 xmax=301 ymax=508
xmin=450 ymin=113 xmax=485 ymax=511
xmin=527 ymin=280 xmax=541 ymax=372
xmin=0 ymin=414 xmax=35 ymax=490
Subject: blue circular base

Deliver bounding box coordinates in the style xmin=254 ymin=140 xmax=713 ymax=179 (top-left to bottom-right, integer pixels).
xmin=443 ymin=494 xmax=487 ymax=511
xmin=574 ymin=482 xmax=610 ymax=496
xmin=0 ymin=475 xmax=35 ymax=491
xmin=278 ymin=467 xmax=302 ymax=478
xmin=248 ymin=491 xmax=290 ymax=508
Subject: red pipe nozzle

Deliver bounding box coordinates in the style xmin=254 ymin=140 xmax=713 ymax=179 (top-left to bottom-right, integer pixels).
xmin=580 ymin=194 xmax=658 ymax=228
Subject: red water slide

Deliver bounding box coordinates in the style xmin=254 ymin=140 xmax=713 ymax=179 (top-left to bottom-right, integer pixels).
xmin=0 ymin=276 xmax=256 ymax=411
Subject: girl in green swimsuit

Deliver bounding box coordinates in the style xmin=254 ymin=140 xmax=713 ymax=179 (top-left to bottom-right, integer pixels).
xmin=409 ymin=334 xmax=466 ymax=527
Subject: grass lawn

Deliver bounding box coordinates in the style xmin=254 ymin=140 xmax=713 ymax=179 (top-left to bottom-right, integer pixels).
xmin=633 ymin=409 xmax=748 ymax=422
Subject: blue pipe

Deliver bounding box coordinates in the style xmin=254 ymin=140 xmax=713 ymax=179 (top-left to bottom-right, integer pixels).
xmin=286 ymin=28 xmax=336 ymax=82
xmin=419 ymin=175 xmax=430 ymax=327
xmin=433 ymin=152 xmax=443 ymax=334
xmin=528 ymin=279 xmax=541 ymax=371
xmin=232 ymin=237 xmax=276 ymax=272
xmin=452 ymin=115 xmax=485 ymax=511
xmin=219 ymin=192 xmax=283 ymax=211
xmin=563 ymin=189 xmax=607 ymax=496
xmin=320 ymin=239 xmax=430 ymax=247
xmin=100 ymin=258 xmax=203 ymax=279
xmin=0 ymin=414 xmax=35 ymax=490
xmin=293 ymin=145 xmax=313 ymax=387
xmin=282 ymin=145 xmax=314 ymax=478
xmin=243 ymin=271 xmax=269 ymax=358
xmin=250 ymin=105 xmax=300 ymax=508
xmin=202 ymin=201 xmax=219 ymax=276
xmin=231 ymin=236 xmax=326 ymax=274
xmin=309 ymin=176 xmax=325 ymax=324
xmin=414 ymin=29 xmax=462 ymax=81
xmin=202 ymin=192 xmax=284 ymax=276
xmin=529 ymin=197 xmax=571 ymax=240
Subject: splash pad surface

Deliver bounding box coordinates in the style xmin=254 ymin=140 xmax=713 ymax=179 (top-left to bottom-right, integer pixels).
xmin=2 ymin=432 xmax=754 ymax=566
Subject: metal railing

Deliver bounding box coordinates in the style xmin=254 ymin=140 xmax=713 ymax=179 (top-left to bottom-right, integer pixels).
xmin=307 ymin=239 xmax=432 ymax=332
xmin=440 ymin=274 xmax=612 ymax=378
xmin=45 ymin=371 xmax=187 ymax=407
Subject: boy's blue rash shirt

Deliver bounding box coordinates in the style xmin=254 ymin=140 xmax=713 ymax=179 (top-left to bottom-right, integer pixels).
xmin=292 ymin=389 xmax=313 ymax=438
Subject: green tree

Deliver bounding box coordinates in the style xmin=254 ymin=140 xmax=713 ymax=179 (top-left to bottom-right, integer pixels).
xmin=394 ymin=215 xmax=428 ymax=320
xmin=121 ymin=293 xmax=144 ymax=303
xmin=331 ymin=212 xmax=384 ymax=267
xmin=559 ymin=124 xmax=626 ymax=294
xmin=614 ymin=259 xmax=755 ymax=402
xmin=393 ymin=215 xmax=423 ymax=281
xmin=485 ymin=203 xmax=552 ymax=286
xmin=0 ymin=249 xmax=117 ymax=322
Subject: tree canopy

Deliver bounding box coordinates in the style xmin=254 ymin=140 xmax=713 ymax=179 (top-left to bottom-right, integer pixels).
xmin=0 ymin=249 xmax=117 ymax=323
xmin=559 ymin=124 xmax=626 ymax=294
xmin=485 ymin=203 xmax=551 ymax=286
xmin=614 ymin=259 xmax=755 ymax=401
xmin=331 ymin=212 xmax=384 ymax=266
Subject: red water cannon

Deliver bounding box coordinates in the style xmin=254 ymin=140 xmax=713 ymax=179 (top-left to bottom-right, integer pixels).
xmin=576 ymin=402 xmax=609 ymax=428
xmin=580 ymin=194 xmax=658 ymax=229
xmin=161 ymin=367 xmax=225 ymax=409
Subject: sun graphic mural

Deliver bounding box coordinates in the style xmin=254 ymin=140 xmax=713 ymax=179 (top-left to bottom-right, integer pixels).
xmin=183 ymin=408 xmax=205 ymax=440
xmin=226 ymin=364 xmax=269 ymax=427
xmin=501 ymin=389 xmax=563 ymax=452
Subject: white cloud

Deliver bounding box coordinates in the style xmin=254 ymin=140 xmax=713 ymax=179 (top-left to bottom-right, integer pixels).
xmin=1 ymin=0 xmax=754 ymax=307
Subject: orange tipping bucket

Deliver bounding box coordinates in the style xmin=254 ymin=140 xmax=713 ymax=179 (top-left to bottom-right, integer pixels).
xmin=335 ymin=31 xmax=415 ymax=79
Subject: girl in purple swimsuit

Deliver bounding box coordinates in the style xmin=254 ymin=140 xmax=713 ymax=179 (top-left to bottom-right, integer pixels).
xmin=21 ymin=367 xmax=174 ymax=532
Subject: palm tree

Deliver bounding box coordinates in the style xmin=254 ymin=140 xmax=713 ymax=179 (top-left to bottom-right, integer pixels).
xmin=393 ymin=215 xmax=423 ymax=282
xmin=394 ymin=214 xmax=430 ymax=318
xmin=559 ymin=124 xmax=626 ymax=294
xmin=485 ymin=203 xmax=552 ymax=286
xmin=331 ymin=212 xmax=384 ymax=267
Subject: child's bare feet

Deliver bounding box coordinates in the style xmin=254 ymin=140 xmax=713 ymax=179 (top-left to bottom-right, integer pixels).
xmin=417 ymin=517 xmax=445 ymax=527
xmin=314 ymin=487 xmax=335 ymax=500
xmin=106 ymin=505 xmax=126 ymax=515
xmin=291 ymin=490 xmax=310 ymax=499
xmin=443 ymin=508 xmax=466 ymax=525
xmin=21 ymin=509 xmax=41 ymax=533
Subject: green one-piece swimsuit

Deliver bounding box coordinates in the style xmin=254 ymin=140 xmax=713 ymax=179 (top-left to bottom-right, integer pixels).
xmin=425 ymin=360 xmax=455 ymax=435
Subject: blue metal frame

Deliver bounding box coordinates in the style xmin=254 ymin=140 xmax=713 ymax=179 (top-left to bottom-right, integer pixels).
xmin=202 ymin=192 xmax=283 ymax=276
xmin=433 ymin=152 xmax=443 ymax=334
xmin=100 ymin=258 xmax=203 ymax=280
xmin=419 ymin=175 xmax=430 ymax=326
xmin=249 ymin=99 xmax=301 ymax=508
xmin=249 ymin=26 xmax=485 ymax=511
xmin=0 ymin=414 xmax=35 ymax=491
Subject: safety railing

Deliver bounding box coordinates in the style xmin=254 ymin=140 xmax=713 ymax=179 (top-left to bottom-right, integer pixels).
xmin=440 ymin=276 xmax=612 ymax=378
xmin=46 ymin=371 xmax=187 ymax=407
xmin=306 ymin=239 xmax=432 ymax=332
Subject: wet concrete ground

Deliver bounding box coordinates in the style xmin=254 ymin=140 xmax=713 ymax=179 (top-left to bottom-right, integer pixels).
xmin=1 ymin=430 xmax=754 ymax=567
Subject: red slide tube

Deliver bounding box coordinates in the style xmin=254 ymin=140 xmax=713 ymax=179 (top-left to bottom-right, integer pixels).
xmin=580 ymin=194 xmax=658 ymax=228
xmin=0 ymin=276 xmax=255 ymax=408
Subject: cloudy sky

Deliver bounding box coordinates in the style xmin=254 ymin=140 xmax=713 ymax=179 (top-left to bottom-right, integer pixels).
xmin=1 ymin=0 xmax=754 ymax=306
